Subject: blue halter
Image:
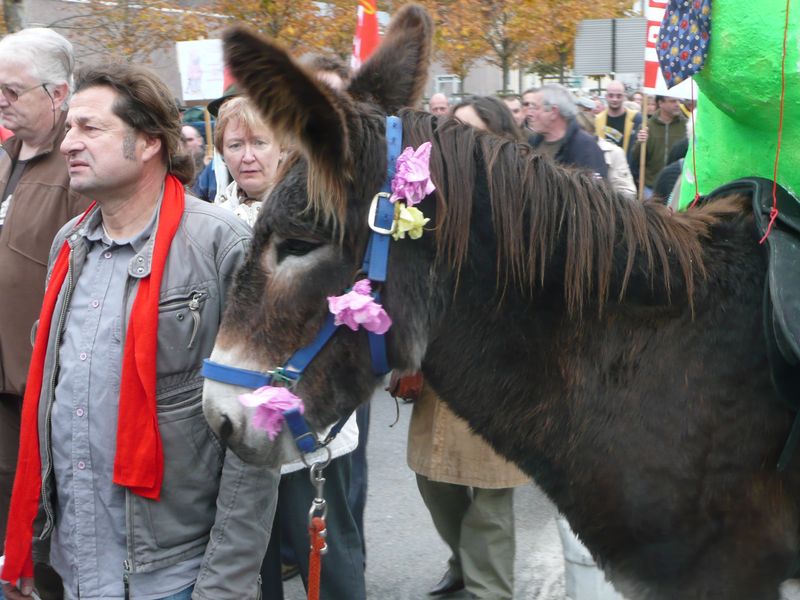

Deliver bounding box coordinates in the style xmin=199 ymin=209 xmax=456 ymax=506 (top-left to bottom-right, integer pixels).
xmin=202 ymin=116 xmax=403 ymax=454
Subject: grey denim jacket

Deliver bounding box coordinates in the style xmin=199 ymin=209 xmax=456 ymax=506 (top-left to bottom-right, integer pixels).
xmin=31 ymin=196 xmax=280 ymax=599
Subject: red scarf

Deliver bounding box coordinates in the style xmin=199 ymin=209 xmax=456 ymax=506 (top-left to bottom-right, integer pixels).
xmin=2 ymin=175 xmax=185 ymax=582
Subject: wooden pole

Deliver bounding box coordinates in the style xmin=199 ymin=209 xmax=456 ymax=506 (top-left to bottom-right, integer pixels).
xmin=637 ymin=93 xmax=649 ymax=202
xmin=203 ymin=107 xmax=213 ymax=163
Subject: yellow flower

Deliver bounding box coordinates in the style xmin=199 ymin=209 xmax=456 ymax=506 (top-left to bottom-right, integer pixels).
xmin=392 ymin=204 xmax=430 ymax=241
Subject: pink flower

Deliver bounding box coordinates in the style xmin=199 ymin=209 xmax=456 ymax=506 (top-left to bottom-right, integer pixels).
xmin=390 ymin=142 xmax=436 ymax=206
xmin=327 ymin=279 xmax=392 ymax=334
xmin=238 ymin=385 xmax=304 ymax=441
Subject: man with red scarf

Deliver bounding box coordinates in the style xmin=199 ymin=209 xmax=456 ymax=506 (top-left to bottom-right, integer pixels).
xmin=2 ymin=64 xmax=280 ymax=600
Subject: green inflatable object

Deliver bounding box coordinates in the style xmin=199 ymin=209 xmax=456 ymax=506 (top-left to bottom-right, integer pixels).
xmin=677 ymin=0 xmax=800 ymax=209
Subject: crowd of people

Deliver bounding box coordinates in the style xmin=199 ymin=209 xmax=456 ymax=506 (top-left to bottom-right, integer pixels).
xmin=428 ymin=82 xmax=691 ymax=205
xmin=0 ymin=25 xmax=694 ymax=600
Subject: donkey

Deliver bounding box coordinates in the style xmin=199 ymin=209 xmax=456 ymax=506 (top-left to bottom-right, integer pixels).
xmin=202 ymin=5 xmax=800 ymax=599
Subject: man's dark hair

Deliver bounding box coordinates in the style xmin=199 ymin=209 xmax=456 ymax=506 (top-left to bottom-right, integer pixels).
xmin=655 ymin=95 xmax=666 ymax=105
xmin=74 ymin=63 xmax=194 ymax=184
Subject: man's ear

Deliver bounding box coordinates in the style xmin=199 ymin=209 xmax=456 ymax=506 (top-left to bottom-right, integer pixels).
xmin=51 ymin=82 xmax=70 ymax=111
xmin=140 ymin=135 xmax=162 ymax=163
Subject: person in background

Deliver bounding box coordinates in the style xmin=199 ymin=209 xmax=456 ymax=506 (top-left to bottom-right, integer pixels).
xmin=525 ymin=84 xmax=608 ymax=179
xmin=428 ymin=92 xmax=450 ymax=116
xmin=631 ymin=90 xmax=644 ymax=112
xmin=629 ymin=95 xmax=687 ymax=198
xmin=500 ymin=94 xmax=526 ymax=129
xmin=213 ymin=97 xmax=280 ymax=227
xmin=0 ymin=28 xmax=92 ymax=599
xmin=576 ymin=111 xmax=636 ymax=200
xmin=595 ymin=80 xmax=641 ymax=155
xmin=645 ymin=95 xmax=657 ymax=117
xmin=181 ymin=124 xmax=206 ymax=186
xmin=1 ymin=62 xmax=278 ymax=600
xmin=406 ymin=95 xmax=529 ymax=600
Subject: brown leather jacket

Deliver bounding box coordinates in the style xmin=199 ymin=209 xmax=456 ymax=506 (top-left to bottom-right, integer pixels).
xmin=0 ymin=115 xmax=91 ymax=396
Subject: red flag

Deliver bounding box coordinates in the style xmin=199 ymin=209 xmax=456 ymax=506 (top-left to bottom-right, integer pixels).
xmin=351 ymin=0 xmax=380 ymax=71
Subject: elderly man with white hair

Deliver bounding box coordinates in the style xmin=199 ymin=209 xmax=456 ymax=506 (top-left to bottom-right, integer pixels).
xmin=524 ymin=84 xmax=607 ymax=178
xmin=0 ymin=27 xmax=91 ymax=599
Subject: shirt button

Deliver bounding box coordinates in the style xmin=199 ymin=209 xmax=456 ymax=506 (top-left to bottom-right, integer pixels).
xmin=136 ymin=267 xmax=144 ymax=274
xmin=70 ymin=234 xmax=78 ymax=241
xmin=76 ymin=408 xmax=84 ymax=417
xmin=137 ymin=256 xmax=144 ymax=263
xmin=79 ymin=352 xmax=88 ymax=361
xmin=91 ymin=299 xmax=99 ymax=308
xmin=77 ymin=461 xmax=86 ymax=470
xmin=104 ymin=251 xmax=112 ymax=259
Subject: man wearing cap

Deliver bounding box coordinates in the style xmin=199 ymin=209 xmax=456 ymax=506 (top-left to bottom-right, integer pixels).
xmin=0 ymin=28 xmax=92 ymax=598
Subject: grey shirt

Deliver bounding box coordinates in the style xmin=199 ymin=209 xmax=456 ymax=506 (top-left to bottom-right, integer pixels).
xmin=49 ymin=206 xmax=200 ymax=599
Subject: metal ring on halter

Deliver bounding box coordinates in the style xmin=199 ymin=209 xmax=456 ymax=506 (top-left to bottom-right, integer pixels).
xmin=267 ymin=367 xmax=300 ymax=389
xmin=300 ymin=441 xmax=332 ymax=469
xmin=368 ymin=192 xmax=397 ymax=235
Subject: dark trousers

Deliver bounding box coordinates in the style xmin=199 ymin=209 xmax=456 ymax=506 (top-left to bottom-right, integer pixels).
xmin=347 ymin=403 xmax=370 ymax=556
xmin=261 ymin=455 xmax=366 ymax=600
xmin=0 ymin=394 xmax=63 ymax=600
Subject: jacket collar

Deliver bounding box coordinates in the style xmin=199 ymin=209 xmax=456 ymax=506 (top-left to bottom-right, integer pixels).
xmin=64 ymin=184 xmax=168 ymax=279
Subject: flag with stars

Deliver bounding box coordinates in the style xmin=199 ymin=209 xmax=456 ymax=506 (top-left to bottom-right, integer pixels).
xmin=656 ymin=0 xmax=712 ymax=88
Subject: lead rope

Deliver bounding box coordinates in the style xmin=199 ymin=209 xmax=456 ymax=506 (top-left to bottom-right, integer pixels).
xmin=307 ymin=462 xmax=328 ymax=600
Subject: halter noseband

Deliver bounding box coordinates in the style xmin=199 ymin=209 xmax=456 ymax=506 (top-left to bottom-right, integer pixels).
xmin=202 ymin=116 xmax=403 ymax=454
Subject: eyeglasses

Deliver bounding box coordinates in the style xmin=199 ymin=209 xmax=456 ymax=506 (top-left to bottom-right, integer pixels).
xmin=0 ymin=83 xmax=46 ymax=104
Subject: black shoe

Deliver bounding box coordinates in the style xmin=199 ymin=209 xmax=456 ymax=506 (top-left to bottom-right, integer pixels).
xmin=429 ymin=569 xmax=465 ymax=596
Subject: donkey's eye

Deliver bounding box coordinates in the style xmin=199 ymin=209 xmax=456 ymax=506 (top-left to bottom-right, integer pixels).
xmin=276 ymin=238 xmax=322 ymax=261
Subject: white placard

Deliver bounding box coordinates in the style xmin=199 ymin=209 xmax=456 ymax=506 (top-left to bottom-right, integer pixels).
xmin=175 ymin=39 xmax=225 ymax=102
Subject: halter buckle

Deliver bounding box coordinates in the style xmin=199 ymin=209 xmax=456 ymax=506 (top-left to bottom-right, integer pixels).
xmin=267 ymin=367 xmax=300 ymax=388
xmin=368 ymin=192 xmax=396 ymax=235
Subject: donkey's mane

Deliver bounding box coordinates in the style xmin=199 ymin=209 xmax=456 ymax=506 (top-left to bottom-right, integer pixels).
xmin=397 ymin=108 xmax=744 ymax=314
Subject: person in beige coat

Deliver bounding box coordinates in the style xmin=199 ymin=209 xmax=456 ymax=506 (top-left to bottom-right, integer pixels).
xmin=407 ymin=383 xmax=529 ymax=599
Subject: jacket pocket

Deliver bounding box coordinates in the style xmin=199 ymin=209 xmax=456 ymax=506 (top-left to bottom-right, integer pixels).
xmin=141 ymin=398 xmax=225 ymax=549
xmin=157 ymin=289 xmax=209 ymax=377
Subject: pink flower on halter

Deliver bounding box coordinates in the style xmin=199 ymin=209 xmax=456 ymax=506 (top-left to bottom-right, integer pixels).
xmin=238 ymin=385 xmax=304 ymax=441
xmin=390 ymin=141 xmax=436 ymax=206
xmin=327 ymin=279 xmax=392 ymax=334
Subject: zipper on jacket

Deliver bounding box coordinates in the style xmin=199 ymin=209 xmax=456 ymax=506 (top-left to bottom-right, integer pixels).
xmin=186 ymin=292 xmax=202 ymax=349
xmin=40 ymin=252 xmax=75 ymax=536
xmin=123 ymin=560 xmax=131 ymax=600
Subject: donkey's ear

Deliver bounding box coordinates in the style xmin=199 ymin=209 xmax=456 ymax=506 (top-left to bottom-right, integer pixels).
xmin=348 ymin=3 xmax=432 ymax=113
xmin=222 ymin=27 xmax=349 ymax=217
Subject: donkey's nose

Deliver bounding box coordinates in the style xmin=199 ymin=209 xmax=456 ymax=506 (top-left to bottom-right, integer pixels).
xmin=218 ymin=414 xmax=233 ymax=445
